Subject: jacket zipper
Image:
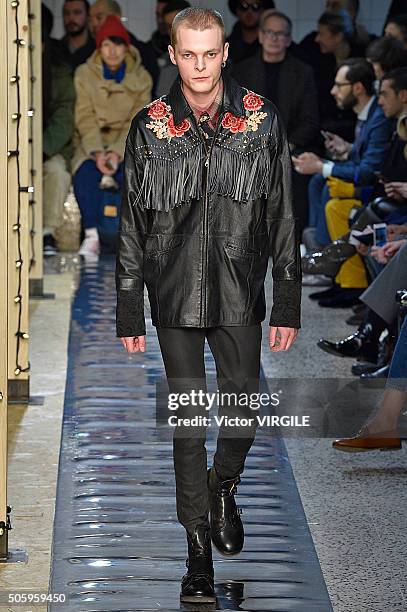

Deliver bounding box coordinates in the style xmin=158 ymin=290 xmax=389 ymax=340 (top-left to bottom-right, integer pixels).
xmin=190 ymin=112 xmax=225 ymax=326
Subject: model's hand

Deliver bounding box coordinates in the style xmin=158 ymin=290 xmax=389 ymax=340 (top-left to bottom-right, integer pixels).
xmin=120 ymin=335 xmax=146 ymax=353
xmin=292 ymin=153 xmax=323 ymax=175
xmin=269 ymin=327 xmax=299 ymax=352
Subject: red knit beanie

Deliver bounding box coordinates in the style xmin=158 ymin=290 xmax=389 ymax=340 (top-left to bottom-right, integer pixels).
xmin=96 ymin=15 xmax=130 ymax=49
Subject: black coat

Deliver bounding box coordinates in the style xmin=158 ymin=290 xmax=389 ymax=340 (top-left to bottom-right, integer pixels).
xmin=231 ymin=50 xmax=320 ymax=149
xmin=115 ymin=71 xmax=302 ymax=337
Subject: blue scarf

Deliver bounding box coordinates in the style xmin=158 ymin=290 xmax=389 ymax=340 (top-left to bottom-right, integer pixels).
xmin=103 ymin=61 xmax=126 ymax=83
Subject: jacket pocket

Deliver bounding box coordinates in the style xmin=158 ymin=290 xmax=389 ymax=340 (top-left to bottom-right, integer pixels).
xmin=225 ymin=241 xmax=261 ymax=260
xmin=143 ymin=236 xmax=186 ymax=323
xmin=144 ymin=236 xmax=185 ymax=259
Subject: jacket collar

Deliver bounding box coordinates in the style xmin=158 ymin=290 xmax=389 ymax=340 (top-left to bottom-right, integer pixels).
xmin=167 ymin=69 xmax=245 ymax=126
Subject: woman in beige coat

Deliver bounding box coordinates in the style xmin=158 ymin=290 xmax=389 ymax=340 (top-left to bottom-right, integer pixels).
xmin=72 ymin=15 xmax=153 ymax=256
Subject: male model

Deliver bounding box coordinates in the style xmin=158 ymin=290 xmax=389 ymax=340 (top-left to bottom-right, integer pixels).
xmin=115 ymin=7 xmax=301 ymax=604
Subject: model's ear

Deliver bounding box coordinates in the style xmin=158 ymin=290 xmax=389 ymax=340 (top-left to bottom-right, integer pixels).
xmin=223 ymin=41 xmax=229 ymax=64
xmin=168 ymin=44 xmax=177 ymax=66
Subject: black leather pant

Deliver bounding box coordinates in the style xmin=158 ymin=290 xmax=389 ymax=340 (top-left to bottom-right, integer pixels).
xmin=156 ymin=324 xmax=262 ymax=535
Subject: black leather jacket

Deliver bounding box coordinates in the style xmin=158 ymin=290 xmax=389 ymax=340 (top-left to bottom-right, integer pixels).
xmin=115 ymin=71 xmax=302 ymax=337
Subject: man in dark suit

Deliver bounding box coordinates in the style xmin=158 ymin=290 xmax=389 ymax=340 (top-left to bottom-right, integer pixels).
xmin=226 ymin=0 xmax=275 ymax=64
xmin=293 ymin=58 xmax=394 ymax=250
xmin=231 ymin=9 xmax=320 ymax=231
xmin=231 ymin=10 xmax=319 ymax=151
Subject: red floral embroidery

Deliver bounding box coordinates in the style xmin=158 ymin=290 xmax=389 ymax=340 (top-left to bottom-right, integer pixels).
xmin=147 ymin=100 xmax=170 ymax=120
xmin=243 ymin=91 xmax=264 ymax=111
xmin=167 ymin=115 xmax=191 ymax=137
xmin=222 ymin=112 xmax=247 ymax=134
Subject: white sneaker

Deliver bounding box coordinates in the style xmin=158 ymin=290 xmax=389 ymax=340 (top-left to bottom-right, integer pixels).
xmin=302 ymin=274 xmax=332 ymax=287
xmin=78 ymin=235 xmax=100 ymax=257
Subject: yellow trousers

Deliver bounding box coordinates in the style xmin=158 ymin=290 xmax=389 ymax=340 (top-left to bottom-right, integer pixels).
xmin=325 ymin=197 xmax=368 ymax=289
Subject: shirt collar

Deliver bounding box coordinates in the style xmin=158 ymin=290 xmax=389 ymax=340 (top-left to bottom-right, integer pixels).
xmin=181 ymin=77 xmax=224 ymax=124
xmin=357 ymin=95 xmax=375 ymax=121
xmin=167 ymin=69 xmax=245 ymax=126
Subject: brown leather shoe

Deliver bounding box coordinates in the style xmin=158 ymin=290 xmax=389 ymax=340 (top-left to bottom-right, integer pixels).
xmin=333 ymin=425 xmax=402 ymax=452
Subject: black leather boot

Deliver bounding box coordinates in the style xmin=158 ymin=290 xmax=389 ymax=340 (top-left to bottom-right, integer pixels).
xmin=207 ymin=466 xmax=244 ymax=556
xmin=317 ymin=322 xmax=379 ymax=361
xmin=180 ymin=524 xmax=216 ymax=604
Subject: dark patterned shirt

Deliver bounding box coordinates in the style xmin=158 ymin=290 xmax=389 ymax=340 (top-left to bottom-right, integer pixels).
xmin=182 ymin=78 xmax=224 ymax=137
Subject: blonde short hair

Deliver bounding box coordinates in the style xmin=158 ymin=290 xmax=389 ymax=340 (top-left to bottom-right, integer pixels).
xmin=171 ymin=7 xmax=226 ymax=49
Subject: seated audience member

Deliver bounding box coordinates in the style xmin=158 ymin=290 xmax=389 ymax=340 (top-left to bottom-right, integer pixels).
xmin=71 ymin=16 xmax=152 ymax=257
xmin=89 ymin=0 xmax=159 ymax=97
xmin=366 ymin=35 xmax=407 ymax=85
xmin=325 ymin=0 xmax=374 ymax=47
xmin=293 ymin=59 xmax=393 ymax=263
xmin=232 ymin=10 xmax=319 ymax=151
xmin=149 ymin=0 xmax=172 ymax=63
xmin=303 ymin=69 xmax=407 ymax=306
xmin=385 ymin=13 xmax=407 ymax=49
xmin=317 ymin=240 xmax=407 ymax=379
xmin=332 ymin=309 xmax=407 ymax=452
xmin=42 ymin=4 xmax=75 ymax=256
xmin=59 ymin=0 xmax=95 ymax=69
xmin=226 ymin=0 xmax=275 ymax=65
xmin=231 ymin=9 xmax=320 ymax=232
xmin=294 ymin=11 xmax=366 ymax=140
xmin=156 ymin=1 xmax=191 ymax=97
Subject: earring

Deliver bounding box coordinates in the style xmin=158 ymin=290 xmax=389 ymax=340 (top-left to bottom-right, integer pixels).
xmin=221 ymin=61 xmax=226 ymax=68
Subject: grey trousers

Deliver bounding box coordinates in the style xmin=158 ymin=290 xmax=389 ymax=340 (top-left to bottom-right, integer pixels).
xmin=361 ymin=242 xmax=407 ymax=325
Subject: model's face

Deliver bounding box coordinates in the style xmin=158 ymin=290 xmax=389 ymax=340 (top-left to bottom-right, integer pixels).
xmin=168 ymin=26 xmax=228 ymax=95
xmin=100 ymin=39 xmax=127 ymax=71
xmin=259 ymin=16 xmax=291 ymax=56
xmin=378 ymin=79 xmax=403 ymax=118
xmin=236 ymin=0 xmax=263 ymax=29
xmin=315 ymin=24 xmax=343 ymax=54
xmin=156 ymin=1 xmax=168 ymax=35
xmin=89 ymin=1 xmax=108 ymax=36
xmin=63 ymin=1 xmax=88 ymax=35
xmin=331 ymin=65 xmax=356 ymax=109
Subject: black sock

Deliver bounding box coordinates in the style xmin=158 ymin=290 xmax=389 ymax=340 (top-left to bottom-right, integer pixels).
xmin=361 ymin=308 xmax=388 ymax=346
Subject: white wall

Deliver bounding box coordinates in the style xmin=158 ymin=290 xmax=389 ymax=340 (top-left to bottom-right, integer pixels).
xmin=44 ymin=0 xmax=392 ymax=43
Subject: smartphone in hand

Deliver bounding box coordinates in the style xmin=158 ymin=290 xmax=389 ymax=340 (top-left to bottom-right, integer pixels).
xmin=373 ymin=223 xmax=387 ymax=247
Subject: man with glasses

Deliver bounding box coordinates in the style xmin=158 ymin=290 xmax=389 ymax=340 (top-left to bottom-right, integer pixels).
xmin=226 ymin=0 xmax=275 ymax=64
xmin=293 ymin=59 xmax=393 ymax=306
xmin=232 ymin=9 xmax=320 ymax=233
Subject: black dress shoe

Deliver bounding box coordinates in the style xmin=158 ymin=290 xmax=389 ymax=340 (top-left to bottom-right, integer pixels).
xmin=301 ymin=251 xmax=342 ymax=277
xmin=318 ymin=288 xmax=363 ymax=308
xmin=207 ymin=466 xmax=244 ymax=556
xmin=323 ymin=239 xmax=356 ymax=262
xmin=351 ymin=361 xmax=382 ymax=376
xmin=317 ymin=322 xmax=378 ymax=361
xmin=180 ymin=524 xmax=216 ymax=604
xmin=309 ymin=283 xmax=341 ymax=301
xmin=346 ymin=312 xmax=365 ymax=325
xmin=360 ymin=364 xmax=390 ymax=386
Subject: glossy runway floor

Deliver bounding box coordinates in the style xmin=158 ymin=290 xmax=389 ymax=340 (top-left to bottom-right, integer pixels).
xmin=48 ymin=257 xmax=333 ymax=611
